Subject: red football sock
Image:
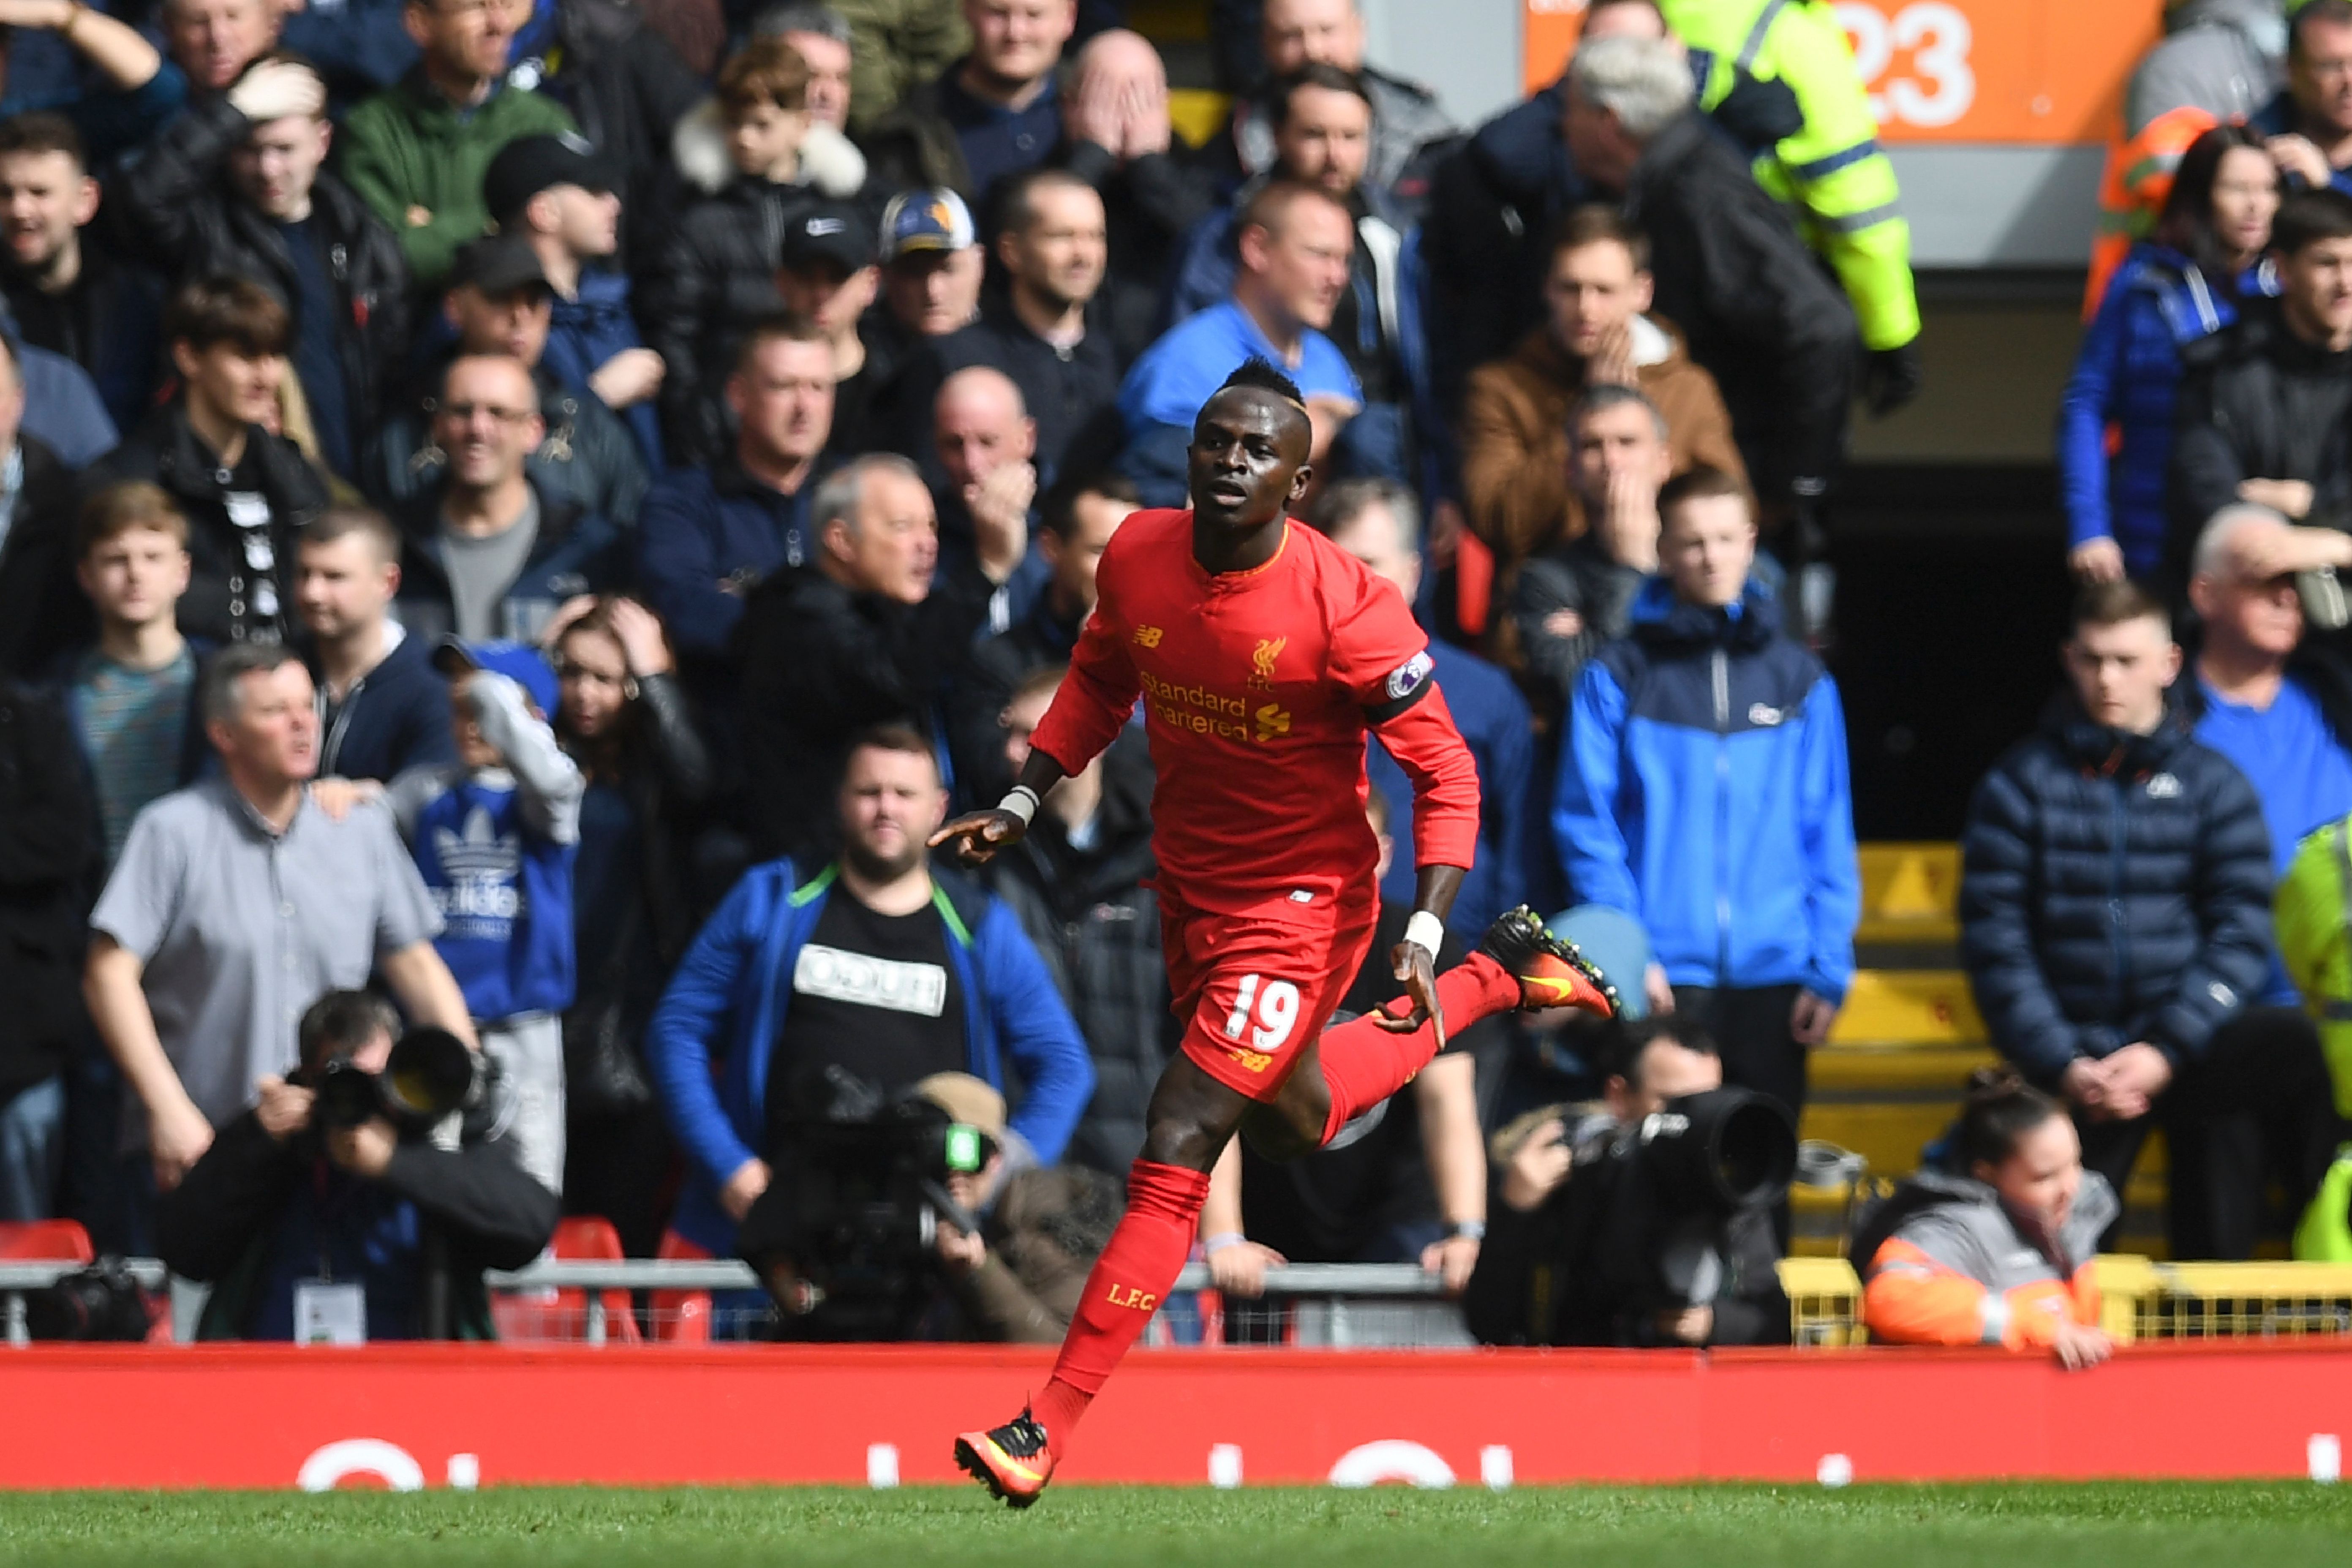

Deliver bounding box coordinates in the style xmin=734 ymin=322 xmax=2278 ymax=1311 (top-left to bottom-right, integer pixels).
xmin=1318 ymin=953 xmax=1521 ymax=1144
xmin=1033 ymin=1158 xmax=1210 ymax=1457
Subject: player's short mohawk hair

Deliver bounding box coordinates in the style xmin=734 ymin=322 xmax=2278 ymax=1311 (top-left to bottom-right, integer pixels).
xmin=1220 ymin=356 xmax=1308 ymax=410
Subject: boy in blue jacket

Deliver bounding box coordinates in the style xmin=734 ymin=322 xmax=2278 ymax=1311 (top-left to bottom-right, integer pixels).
xmin=1553 ymin=465 xmax=1859 ymax=1128
xmin=387 ymin=638 xmax=584 ymax=1195
xmin=645 ymin=723 xmax=1094 ymax=1262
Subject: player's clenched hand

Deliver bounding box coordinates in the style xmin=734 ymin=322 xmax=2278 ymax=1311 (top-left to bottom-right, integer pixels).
xmin=928 ymin=808 xmax=1029 ymax=866
xmin=1377 ymin=940 xmax=1446 ymax=1053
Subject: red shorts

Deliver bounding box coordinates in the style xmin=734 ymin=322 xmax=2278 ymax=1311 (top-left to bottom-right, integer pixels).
xmin=1161 ymin=886 xmax=1381 ymax=1102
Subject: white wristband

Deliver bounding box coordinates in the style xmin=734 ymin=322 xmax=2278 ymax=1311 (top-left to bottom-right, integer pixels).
xmin=998 ymin=785 xmax=1039 ymax=826
xmin=1202 ymin=1231 xmax=1247 ymax=1257
xmin=1403 ymin=910 xmax=1445 ymax=959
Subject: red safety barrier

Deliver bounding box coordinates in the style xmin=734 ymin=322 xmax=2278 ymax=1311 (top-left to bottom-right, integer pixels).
xmin=3 ymin=1342 xmax=2349 ymax=1491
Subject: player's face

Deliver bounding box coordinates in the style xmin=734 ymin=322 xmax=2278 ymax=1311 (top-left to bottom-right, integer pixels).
xmin=1188 ymin=390 xmax=1311 ymax=533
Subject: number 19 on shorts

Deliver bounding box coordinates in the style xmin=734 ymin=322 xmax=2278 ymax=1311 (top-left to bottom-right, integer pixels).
xmin=1225 ymin=974 xmax=1301 ymax=1049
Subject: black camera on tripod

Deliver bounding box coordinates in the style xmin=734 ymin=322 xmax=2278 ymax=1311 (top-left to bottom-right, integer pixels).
xmin=737 ymin=1067 xmax=997 ymax=1341
xmin=303 ymin=1025 xmax=485 ymax=1131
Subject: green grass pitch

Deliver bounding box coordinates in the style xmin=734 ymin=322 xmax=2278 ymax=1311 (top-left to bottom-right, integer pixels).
xmin=2 ymin=1484 xmax=2350 ymax=1566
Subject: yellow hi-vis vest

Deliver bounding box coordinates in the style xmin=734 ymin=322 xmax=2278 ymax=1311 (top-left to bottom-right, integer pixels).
xmin=1662 ymin=0 xmax=1919 ymax=352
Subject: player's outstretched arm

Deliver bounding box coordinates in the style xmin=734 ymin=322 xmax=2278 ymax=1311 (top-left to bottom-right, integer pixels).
xmin=930 ymin=751 xmax=1073 ymax=867
xmin=1377 ymin=863 xmax=1467 ymax=1051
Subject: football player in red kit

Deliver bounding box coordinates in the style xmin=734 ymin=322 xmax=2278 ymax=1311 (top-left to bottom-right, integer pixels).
xmin=932 ymin=360 xmax=1615 ymax=1506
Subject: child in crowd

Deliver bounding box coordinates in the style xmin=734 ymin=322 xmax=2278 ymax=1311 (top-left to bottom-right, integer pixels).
xmin=386 ymin=639 xmax=585 ymax=1195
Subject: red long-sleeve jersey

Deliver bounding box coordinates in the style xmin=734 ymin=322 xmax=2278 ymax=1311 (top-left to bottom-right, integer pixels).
xmin=1029 ymin=508 xmax=1481 ymax=915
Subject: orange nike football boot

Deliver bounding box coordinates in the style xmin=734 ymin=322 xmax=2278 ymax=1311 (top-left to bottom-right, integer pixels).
xmin=1478 ymin=906 xmax=1619 ymax=1016
xmin=954 ymin=1408 xmax=1056 ymax=1507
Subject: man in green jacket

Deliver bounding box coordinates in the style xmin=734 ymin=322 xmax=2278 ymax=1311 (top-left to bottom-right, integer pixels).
xmin=339 ymin=0 xmax=577 ymax=289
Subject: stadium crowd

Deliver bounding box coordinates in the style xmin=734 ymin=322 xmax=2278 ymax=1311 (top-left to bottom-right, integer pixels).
xmin=2 ymin=0 xmax=2352 ymax=1357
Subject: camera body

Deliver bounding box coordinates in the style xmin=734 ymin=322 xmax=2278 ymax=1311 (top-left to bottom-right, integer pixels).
xmin=24 ymin=1260 xmax=152 ymax=1342
xmin=738 ymin=1070 xmax=994 ymax=1341
xmin=302 ymin=1026 xmax=485 ymax=1133
xmin=1576 ymin=1087 xmax=1798 ymax=1326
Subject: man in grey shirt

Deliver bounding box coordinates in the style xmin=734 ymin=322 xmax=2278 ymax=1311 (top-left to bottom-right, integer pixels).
xmin=84 ymin=642 xmax=479 ymax=1191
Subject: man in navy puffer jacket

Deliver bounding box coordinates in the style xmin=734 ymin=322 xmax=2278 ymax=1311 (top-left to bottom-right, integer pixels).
xmin=1960 ymin=580 xmax=2333 ymax=1257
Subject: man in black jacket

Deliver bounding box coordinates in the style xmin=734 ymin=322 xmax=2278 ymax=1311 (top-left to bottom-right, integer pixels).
xmin=0 ymin=337 xmax=88 ymax=678
xmin=1959 ymin=580 xmax=2330 ymax=1257
xmin=1564 ymin=34 xmax=1855 ymax=540
xmin=156 ymin=990 xmax=556 ymax=1340
xmin=2170 ymin=190 xmax=2352 ymax=586
xmin=0 ymin=677 xmax=98 ymax=1220
xmin=1462 ymin=1018 xmax=1789 ymax=1348
xmin=87 ymin=277 xmax=331 ymax=646
xmin=112 ymin=56 xmax=410 ymax=489
xmin=736 ymin=451 xmax=1025 ymax=862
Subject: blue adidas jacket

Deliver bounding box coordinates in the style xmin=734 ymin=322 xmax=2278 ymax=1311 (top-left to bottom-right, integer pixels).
xmin=1554 ymin=578 xmax=1859 ymax=1002
xmin=645 ymin=858 xmax=1097 ymax=1255
xmin=2056 ymin=244 xmax=2272 ymax=578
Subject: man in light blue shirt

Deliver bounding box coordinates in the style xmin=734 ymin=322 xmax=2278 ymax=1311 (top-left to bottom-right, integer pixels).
xmin=1114 ymin=180 xmax=1362 ymax=504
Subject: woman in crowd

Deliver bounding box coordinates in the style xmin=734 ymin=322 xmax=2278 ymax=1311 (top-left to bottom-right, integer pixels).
xmin=2058 ymin=123 xmax=2280 ymax=586
xmin=546 ymin=595 xmax=713 ymax=1256
xmin=1856 ymin=1067 xmax=2117 ymax=1369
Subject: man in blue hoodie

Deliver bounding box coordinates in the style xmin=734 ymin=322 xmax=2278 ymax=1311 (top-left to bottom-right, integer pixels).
xmin=1554 ymin=463 xmax=1857 ymax=1126
xmin=645 ymin=721 xmax=1094 ymax=1261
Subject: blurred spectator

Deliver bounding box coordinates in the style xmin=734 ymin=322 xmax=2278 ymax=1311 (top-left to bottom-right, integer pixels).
xmin=1202 ymin=789 xmax=1491 ymax=1307
xmin=1554 ymin=468 xmax=1857 ymax=1139
xmin=755 ymin=4 xmax=855 ymax=128
xmin=84 ymin=642 xmax=474 ymax=1195
xmin=878 ymin=186 xmax=985 ymax=347
xmin=1508 ymin=386 xmax=1668 ymax=724
xmin=338 ymin=0 xmax=578 ymax=290
xmin=1168 ymin=66 xmax=1434 ymax=502
xmin=771 ymin=203 xmax=888 ymax=457
xmin=2254 ymin=0 xmax=2352 ymax=197
xmin=645 ymin=722 xmax=1092 ymax=1258
xmin=0 ymin=0 xmax=184 ymax=164
xmin=2060 ymin=125 xmax=2279 ymax=586
xmin=87 ymin=277 xmax=330 ymax=647
xmin=1319 ymin=478 xmax=1531 ymax=938
xmin=1855 ymin=1067 xmax=2116 ymax=1368
xmin=634 ymin=315 xmax=835 ymax=692
xmin=1959 ymin=580 xmax=2333 ymax=1257
xmin=298 ymin=506 xmax=457 ymax=783
xmin=0 ymin=675 xmax=95 ymax=1220
xmin=1418 ymin=0 xmax=1667 ymax=412
xmin=2170 ymin=190 xmax=2352 ymax=570
xmin=947 ymin=469 xmax=1135 ymax=805
xmin=1205 ymin=0 xmax=1451 ymax=203
xmin=1564 ymin=35 xmax=1855 ymax=539
xmin=917 ymin=167 xmax=1120 ymax=485
xmin=835 ymin=0 xmax=968 ymax=134
xmin=1659 ymin=0 xmax=1920 ymax=410
xmin=163 ymin=0 xmax=281 ymax=100
xmin=2130 ymin=0 xmax=2287 ymax=134
xmin=1463 ymin=1018 xmax=1788 ymax=1347
xmin=115 ymin=57 xmax=410 ymax=489
xmin=736 ymin=451 xmax=1025 ymax=860
xmin=651 ymin=36 xmax=868 ymax=467
xmin=281 ymin=0 xmax=420 ymax=107
xmin=63 ymin=484 xmax=205 ymax=863
xmin=156 ymin=989 xmax=556 ymax=1340
xmin=930 ymin=364 xmax=1043 ymax=600
xmin=858 ymin=0 xmax=1078 ymax=204
xmin=1115 ymin=180 xmax=1359 ymax=506
xmin=0 ymin=334 xmax=88 ymax=676
xmin=547 ymin=596 xmax=711 ymax=1255
xmin=487 ymin=133 xmax=666 ymax=475
xmin=0 ymin=304 xmax=116 ymax=469
xmin=0 ymin=114 xmax=162 ymax=438
xmin=391 ymin=352 xmax=622 ymax=645
xmin=380 ymin=637 xmax=582 ymax=1194
xmin=382 ymin=238 xmax=646 ymax=528
xmin=1460 ymin=205 xmax=1744 ymax=578
xmin=983 ymin=664 xmax=1165 ymax=1174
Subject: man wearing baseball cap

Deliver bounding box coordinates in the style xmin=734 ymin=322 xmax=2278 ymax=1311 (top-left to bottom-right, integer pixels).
xmin=775 ymin=199 xmax=902 ymax=456
xmin=878 ymin=187 xmax=983 ymax=340
xmin=485 ymin=133 xmax=666 ymax=473
xmin=384 ymin=634 xmax=585 ymax=1194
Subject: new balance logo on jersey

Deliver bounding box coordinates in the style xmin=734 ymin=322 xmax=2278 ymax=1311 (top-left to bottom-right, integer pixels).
xmin=1133 ymin=625 xmax=1164 ymax=648
xmin=793 ymin=944 xmax=949 ymax=1016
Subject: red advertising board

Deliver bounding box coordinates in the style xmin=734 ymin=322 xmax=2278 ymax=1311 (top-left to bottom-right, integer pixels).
xmin=3 ymin=1342 xmax=2349 ymax=1490
xmin=1523 ymin=0 xmax=2163 ymax=144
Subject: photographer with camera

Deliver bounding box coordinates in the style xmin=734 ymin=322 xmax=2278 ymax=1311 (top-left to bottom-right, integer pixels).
xmin=646 ymin=723 xmax=1095 ymax=1311
xmin=1462 ymin=1018 xmax=1792 ymax=1348
xmin=155 ymin=990 xmax=557 ymax=1342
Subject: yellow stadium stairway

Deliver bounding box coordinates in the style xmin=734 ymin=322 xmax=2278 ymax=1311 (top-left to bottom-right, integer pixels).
xmin=1794 ymin=845 xmax=2171 ymax=1259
